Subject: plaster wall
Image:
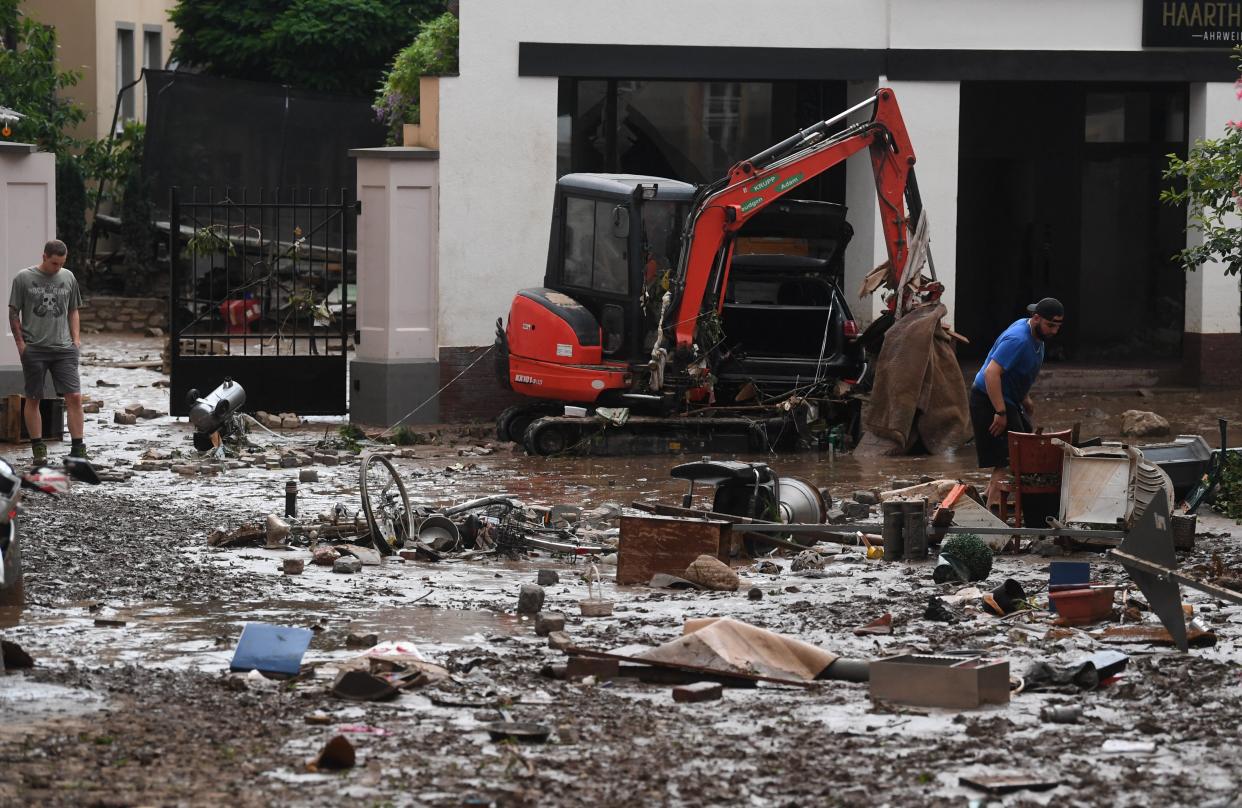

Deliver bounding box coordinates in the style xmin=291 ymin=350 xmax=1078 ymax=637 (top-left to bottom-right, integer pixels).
xmin=0 ymin=147 xmax=56 ymax=394
xmin=1185 ymin=81 xmax=1242 ymax=336
xmin=440 ymin=0 xmax=891 ymax=348
xmin=887 ymin=0 xmax=1143 ymax=51
xmin=19 ymin=0 xmax=96 ymax=144
xmin=844 ymin=81 xmax=961 ymax=327
xmin=442 ymin=0 xmax=1155 ymax=348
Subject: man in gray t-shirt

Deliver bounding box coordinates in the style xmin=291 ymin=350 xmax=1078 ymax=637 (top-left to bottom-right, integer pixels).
xmin=8 ymin=239 xmax=87 ymax=462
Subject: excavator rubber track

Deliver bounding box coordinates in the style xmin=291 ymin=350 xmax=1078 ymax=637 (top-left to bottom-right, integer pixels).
xmin=517 ymin=399 xmax=861 ymax=457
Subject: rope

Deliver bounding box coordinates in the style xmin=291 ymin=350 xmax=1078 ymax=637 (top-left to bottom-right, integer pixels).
xmin=378 ymin=343 xmax=496 ymax=436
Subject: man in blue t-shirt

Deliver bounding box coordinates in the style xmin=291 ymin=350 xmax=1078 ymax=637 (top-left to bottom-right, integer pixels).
xmin=969 ymin=297 xmax=1065 ymax=508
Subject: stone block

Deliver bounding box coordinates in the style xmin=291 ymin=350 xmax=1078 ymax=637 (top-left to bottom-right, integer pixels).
xmin=333 ymin=556 xmax=362 ymax=574
xmin=517 ymin=584 xmax=545 ymax=614
xmin=534 ymin=612 xmax=565 ymax=636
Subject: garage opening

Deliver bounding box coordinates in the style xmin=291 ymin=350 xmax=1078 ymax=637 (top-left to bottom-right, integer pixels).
xmin=955 ymin=82 xmax=1189 ymax=363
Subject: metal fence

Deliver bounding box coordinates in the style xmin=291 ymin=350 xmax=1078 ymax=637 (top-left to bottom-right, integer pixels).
xmin=168 ymin=186 xmax=356 ymax=416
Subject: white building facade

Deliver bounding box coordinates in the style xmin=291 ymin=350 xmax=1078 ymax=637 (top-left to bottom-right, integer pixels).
xmin=421 ymin=0 xmax=1240 ymax=418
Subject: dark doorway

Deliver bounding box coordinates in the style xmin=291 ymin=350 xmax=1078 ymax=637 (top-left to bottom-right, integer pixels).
xmin=956 ymin=82 xmax=1188 ymax=361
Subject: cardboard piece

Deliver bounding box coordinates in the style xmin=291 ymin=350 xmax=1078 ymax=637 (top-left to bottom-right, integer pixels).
xmin=230 ymin=623 xmax=313 ymax=676
xmin=633 ymin=617 xmax=837 ymax=682
xmin=870 ymin=654 xmax=1009 ymax=709
xmin=617 ymin=515 xmax=731 ymax=585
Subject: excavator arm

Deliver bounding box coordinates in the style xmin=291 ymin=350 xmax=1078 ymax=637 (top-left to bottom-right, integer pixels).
xmin=664 ymin=88 xmax=928 ymax=354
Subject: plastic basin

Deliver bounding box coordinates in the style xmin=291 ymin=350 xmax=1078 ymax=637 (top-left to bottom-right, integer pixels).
xmin=1048 ymin=586 xmax=1116 ymax=626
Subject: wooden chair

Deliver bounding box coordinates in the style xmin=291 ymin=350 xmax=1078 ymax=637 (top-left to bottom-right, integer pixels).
xmin=997 ymin=429 xmax=1072 ymax=530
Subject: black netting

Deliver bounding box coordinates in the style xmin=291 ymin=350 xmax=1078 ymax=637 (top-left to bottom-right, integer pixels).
xmin=143 ymin=69 xmax=386 ymax=216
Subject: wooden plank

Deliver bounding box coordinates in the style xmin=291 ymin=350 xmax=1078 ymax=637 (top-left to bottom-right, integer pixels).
xmin=616 ymin=515 xmax=731 ymax=585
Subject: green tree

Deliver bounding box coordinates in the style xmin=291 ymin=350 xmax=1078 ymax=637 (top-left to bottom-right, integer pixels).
xmin=169 ymin=0 xmax=445 ymax=96
xmin=1162 ymin=47 xmax=1242 ymax=275
xmin=0 ymin=0 xmax=84 ymax=154
xmin=374 ymin=11 xmax=458 ymax=144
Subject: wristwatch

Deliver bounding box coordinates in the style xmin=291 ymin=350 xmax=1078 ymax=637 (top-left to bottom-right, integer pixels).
xmin=994 ymin=410 xmax=1005 ymax=417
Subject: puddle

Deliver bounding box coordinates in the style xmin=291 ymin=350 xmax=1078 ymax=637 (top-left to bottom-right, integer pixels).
xmin=0 ymin=677 xmax=108 ymax=738
xmin=8 ymin=598 xmax=521 ymax=672
xmin=345 ymin=605 xmax=521 ymax=642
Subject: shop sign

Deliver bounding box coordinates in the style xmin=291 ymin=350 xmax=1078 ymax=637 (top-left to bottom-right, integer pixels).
xmin=1143 ymin=1 xmax=1242 ymax=47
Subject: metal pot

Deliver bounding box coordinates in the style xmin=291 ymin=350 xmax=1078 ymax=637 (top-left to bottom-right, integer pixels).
xmin=416 ymin=514 xmax=461 ymax=552
xmin=777 ymin=475 xmax=827 ymax=525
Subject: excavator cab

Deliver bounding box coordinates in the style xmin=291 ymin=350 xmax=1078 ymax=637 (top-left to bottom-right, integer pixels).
xmin=541 ymin=174 xmax=692 ymax=362
xmin=497 ymin=174 xmax=692 ymax=408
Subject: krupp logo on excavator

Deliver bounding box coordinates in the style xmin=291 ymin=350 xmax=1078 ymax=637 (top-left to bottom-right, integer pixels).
xmin=747 ymin=175 xmax=778 ymax=193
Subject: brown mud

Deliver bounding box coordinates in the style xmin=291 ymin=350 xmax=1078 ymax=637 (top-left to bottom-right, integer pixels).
xmin=0 ymin=336 xmax=1239 ymax=806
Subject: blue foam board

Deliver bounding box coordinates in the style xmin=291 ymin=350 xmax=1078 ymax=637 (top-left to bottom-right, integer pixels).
xmin=230 ymin=622 xmax=313 ymax=676
xmin=1049 ymin=561 xmax=1091 ymax=587
xmin=1048 ymin=562 xmax=1091 ymax=614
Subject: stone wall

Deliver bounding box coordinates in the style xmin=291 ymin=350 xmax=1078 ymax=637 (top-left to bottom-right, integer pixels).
xmin=79 ymin=296 xmax=168 ymax=334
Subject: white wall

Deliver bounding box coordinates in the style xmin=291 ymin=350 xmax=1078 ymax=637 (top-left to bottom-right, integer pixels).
xmin=843 ymin=80 xmax=880 ymax=324
xmin=1185 ymin=81 xmax=1242 ymax=335
xmin=844 ymin=80 xmax=960 ymax=326
xmin=889 ymin=0 xmax=1142 ymax=51
xmin=0 ymin=147 xmax=56 ymax=387
xmin=441 ymin=0 xmax=891 ymax=348
xmin=442 ymin=0 xmax=1157 ymax=347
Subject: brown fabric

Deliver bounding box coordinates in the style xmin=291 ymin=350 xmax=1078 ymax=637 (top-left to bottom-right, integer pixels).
xmin=633 ymin=617 xmax=838 ymax=682
xmin=863 ymin=303 xmax=970 ymax=454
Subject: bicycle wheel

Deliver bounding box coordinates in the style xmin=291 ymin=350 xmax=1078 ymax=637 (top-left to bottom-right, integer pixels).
xmin=359 ymin=452 xmax=412 ymax=556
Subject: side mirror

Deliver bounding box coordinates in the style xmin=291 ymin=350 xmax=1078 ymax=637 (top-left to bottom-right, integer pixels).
xmin=64 ymin=457 xmax=101 ymax=485
xmin=611 ymin=205 xmax=630 ymax=239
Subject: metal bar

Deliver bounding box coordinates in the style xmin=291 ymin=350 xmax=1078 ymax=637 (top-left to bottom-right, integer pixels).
xmin=340 ymin=188 xmax=349 ymax=355
xmin=744 ymin=93 xmax=878 ymax=171
xmin=722 ymin=522 xmax=1126 ymax=539
xmin=169 ymin=187 xmax=180 ymax=362
xmin=1108 ymin=549 xmax=1242 ymax=606
xmin=240 ymin=186 xmax=248 ymax=357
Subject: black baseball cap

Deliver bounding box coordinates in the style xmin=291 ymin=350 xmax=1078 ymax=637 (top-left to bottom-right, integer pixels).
xmin=1027 ymin=297 xmax=1065 ymax=320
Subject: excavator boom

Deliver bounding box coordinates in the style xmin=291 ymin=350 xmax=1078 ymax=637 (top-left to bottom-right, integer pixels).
xmin=667 ymin=88 xmax=925 ymax=352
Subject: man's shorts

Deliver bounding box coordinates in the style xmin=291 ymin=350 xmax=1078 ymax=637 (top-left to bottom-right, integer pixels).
xmin=20 ymin=346 xmax=80 ymax=399
xmin=969 ymin=386 xmax=1032 ymax=469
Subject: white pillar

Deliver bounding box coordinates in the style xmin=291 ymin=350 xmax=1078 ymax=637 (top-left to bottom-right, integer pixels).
xmin=844 ymin=79 xmax=881 ymax=326
xmin=886 ymin=80 xmax=961 ymax=327
xmin=1184 ymin=82 xmax=1242 ymax=387
xmin=0 ymin=143 xmax=56 ymax=395
xmin=844 ymin=81 xmax=960 ymax=327
xmin=348 ymin=147 xmax=441 ymax=425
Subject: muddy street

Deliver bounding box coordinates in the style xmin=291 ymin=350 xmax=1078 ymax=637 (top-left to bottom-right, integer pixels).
xmin=0 ymin=336 xmax=1240 ymax=807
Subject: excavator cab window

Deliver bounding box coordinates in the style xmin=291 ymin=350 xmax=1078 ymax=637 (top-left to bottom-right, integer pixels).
xmin=562 ymin=196 xmax=629 ymax=295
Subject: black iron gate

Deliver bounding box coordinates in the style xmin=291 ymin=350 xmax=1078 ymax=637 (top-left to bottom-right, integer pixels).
xmin=168 ymin=187 xmax=356 ymax=416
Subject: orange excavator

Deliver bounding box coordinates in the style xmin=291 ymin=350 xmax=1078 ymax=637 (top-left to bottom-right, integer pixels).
xmin=495 ymin=88 xmax=946 ymax=455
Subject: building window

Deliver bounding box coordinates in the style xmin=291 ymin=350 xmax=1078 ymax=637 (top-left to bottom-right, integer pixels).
xmin=117 ymin=25 xmax=136 ymax=125
xmin=143 ymin=27 xmax=162 ymax=112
